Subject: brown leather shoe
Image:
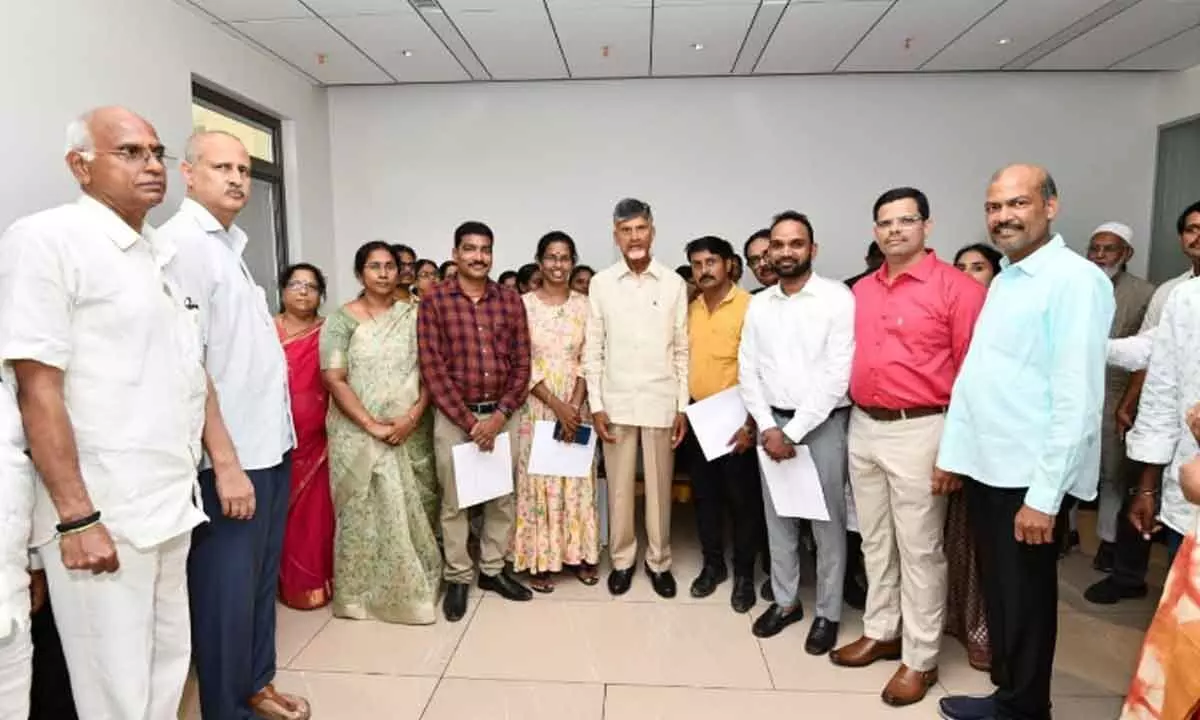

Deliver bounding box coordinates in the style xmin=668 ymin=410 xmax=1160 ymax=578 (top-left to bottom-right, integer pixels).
xmin=249 ymin=684 xmax=312 ymax=720
xmin=967 ymin=646 xmax=991 ymax=672
xmin=829 ymin=635 xmax=902 ymax=668
xmin=880 ymin=664 xmax=938 ymax=707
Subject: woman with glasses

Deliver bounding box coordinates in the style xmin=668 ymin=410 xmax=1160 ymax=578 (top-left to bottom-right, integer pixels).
xmin=320 ymin=242 xmax=441 ymax=623
xmin=414 ymin=259 xmax=439 ymax=297
xmin=275 ymin=263 xmax=335 ymax=611
xmin=511 ymin=232 xmax=600 ymax=592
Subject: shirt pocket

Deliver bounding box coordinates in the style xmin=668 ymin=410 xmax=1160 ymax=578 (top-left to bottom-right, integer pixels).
xmin=73 ymin=272 xmax=154 ymax=385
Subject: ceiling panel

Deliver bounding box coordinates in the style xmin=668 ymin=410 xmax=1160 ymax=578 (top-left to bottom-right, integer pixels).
xmin=653 ymin=2 xmax=759 ymax=76
xmin=440 ymin=0 xmax=567 ymax=79
xmin=921 ymin=0 xmax=1113 ymax=72
xmin=838 ymin=0 xmax=1001 ymax=72
xmin=549 ymin=3 xmax=650 ymax=78
xmin=303 ymin=0 xmax=414 ymax=15
xmin=755 ymin=1 xmax=892 ymax=75
xmin=191 ymin=0 xmax=311 ymax=21
xmin=231 ymin=18 xmax=392 ymax=83
xmin=1114 ymin=22 xmax=1200 ymax=70
xmin=1031 ymin=0 xmax=1200 ymax=69
xmin=329 ymin=11 xmax=470 ymax=82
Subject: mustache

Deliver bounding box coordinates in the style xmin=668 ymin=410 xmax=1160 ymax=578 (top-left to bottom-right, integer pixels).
xmin=991 ymin=221 xmax=1024 ymax=233
xmin=699 ymin=274 xmax=715 ymax=283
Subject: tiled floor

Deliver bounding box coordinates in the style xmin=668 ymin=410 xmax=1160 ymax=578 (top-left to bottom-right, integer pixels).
xmin=182 ymin=508 xmax=1163 ymax=719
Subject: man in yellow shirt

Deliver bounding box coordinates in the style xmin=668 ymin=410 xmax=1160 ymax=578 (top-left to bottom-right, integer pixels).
xmin=684 ymin=236 xmax=764 ymax=612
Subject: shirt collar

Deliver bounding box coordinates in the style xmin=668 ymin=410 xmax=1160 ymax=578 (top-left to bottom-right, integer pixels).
xmin=692 ymin=283 xmax=742 ymax=312
xmin=1001 ymin=234 xmax=1065 ymax=277
xmin=765 ymin=273 xmax=823 ymax=300
xmin=179 ymin=197 xmax=248 ymax=256
xmin=872 ymin=248 xmax=937 ymax=285
xmin=447 ymin=277 xmax=501 ymax=300
xmin=614 ymin=257 xmax=663 ymax=280
xmin=76 ymin=194 xmax=144 ymax=251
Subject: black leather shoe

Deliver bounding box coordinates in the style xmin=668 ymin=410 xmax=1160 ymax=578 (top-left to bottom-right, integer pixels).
xmin=689 ymin=564 xmax=728 ymax=599
xmin=608 ymin=567 xmax=634 ymax=596
xmin=1084 ymin=576 xmax=1149 ymax=605
xmin=730 ymin=576 xmax=756 ymax=613
xmin=479 ymin=571 xmax=533 ymax=602
xmin=938 ymin=694 xmax=995 ymax=720
xmin=1092 ymin=541 xmax=1116 ymax=573
xmin=804 ymin=617 xmax=839 ymax=656
xmin=645 ymin=563 xmax=677 ymax=598
xmin=752 ymin=603 xmax=804 ymax=638
xmin=442 ymin=583 xmax=469 ymax=622
xmin=760 ymin=579 xmax=774 ymax=602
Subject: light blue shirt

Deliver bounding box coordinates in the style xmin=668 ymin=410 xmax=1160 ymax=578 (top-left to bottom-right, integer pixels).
xmin=936 ymin=235 xmax=1115 ymax=515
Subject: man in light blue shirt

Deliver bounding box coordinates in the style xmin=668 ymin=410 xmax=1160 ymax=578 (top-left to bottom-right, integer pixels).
xmin=935 ymin=165 xmax=1114 ymax=720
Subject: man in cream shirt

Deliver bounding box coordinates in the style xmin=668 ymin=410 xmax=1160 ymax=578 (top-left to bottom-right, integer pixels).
xmin=158 ymin=131 xmax=305 ymax=720
xmin=0 ymin=106 xmax=244 ymax=719
xmin=0 ymin=382 xmax=35 ymax=719
xmin=585 ymin=198 xmax=689 ymax=598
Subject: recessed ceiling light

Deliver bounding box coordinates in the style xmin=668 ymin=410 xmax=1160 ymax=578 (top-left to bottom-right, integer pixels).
xmin=691 ymin=42 xmax=705 ymax=51
xmin=401 ymin=49 xmax=413 ymax=57
xmin=996 ymin=37 xmax=1012 ymax=45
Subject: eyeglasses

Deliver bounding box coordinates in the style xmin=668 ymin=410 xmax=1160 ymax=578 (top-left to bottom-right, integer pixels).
xmin=417 ymin=270 xmax=437 ymax=280
xmin=541 ymin=254 xmax=573 ymax=266
xmin=398 ymin=261 xmax=416 ymax=270
xmin=874 ymin=215 xmax=924 ymax=231
xmin=747 ymin=255 xmax=765 ymax=268
xmin=285 ymin=280 xmax=321 ymax=293
xmin=89 ymin=144 xmax=174 ymax=167
xmin=364 ymin=262 xmax=396 ymax=273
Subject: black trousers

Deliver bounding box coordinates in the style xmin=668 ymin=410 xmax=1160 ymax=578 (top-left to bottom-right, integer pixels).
xmin=1111 ymin=462 xmax=1153 ymax=589
xmin=29 ymin=598 xmax=78 ymax=720
xmin=966 ymin=479 xmax=1067 ymax=720
xmin=685 ymin=427 xmax=765 ymax=578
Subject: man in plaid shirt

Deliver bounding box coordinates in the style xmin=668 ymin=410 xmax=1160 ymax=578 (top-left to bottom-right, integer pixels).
xmin=418 ymin=221 xmax=534 ymax=622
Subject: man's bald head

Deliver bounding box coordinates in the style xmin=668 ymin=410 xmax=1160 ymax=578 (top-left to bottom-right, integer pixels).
xmin=989 ymin=163 xmax=1058 ymax=204
xmin=65 ymin=106 xmax=166 ymax=229
xmin=985 ymin=163 xmax=1059 ymax=263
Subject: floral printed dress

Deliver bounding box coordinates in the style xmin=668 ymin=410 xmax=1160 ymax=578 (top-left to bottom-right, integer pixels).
xmin=511 ymin=291 xmax=600 ymax=574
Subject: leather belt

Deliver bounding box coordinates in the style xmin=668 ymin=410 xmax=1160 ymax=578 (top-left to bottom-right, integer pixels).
xmin=466 ymin=401 xmax=499 ymax=414
xmin=857 ymin=405 xmax=945 ymax=422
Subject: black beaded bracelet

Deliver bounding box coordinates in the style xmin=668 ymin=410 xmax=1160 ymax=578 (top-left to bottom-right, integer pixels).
xmin=56 ymin=511 xmax=101 ymax=535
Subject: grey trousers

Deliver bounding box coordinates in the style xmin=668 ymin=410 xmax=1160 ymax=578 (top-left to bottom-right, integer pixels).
xmin=761 ymin=408 xmax=849 ymax=622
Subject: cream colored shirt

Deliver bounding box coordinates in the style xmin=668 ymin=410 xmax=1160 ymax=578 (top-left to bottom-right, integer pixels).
xmin=584 ymin=258 xmax=689 ymax=428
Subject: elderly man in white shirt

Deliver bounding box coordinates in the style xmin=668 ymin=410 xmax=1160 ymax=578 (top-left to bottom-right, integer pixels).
xmin=739 ymin=210 xmax=854 ymax=644
xmin=157 ymin=131 xmax=305 ymax=720
xmin=0 ymin=106 xmax=245 ymax=720
xmin=0 ymin=384 xmax=36 ymax=720
xmin=584 ymin=198 xmax=689 ymax=599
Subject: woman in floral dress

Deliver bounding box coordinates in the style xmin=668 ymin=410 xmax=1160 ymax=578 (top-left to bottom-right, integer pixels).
xmin=511 ymin=232 xmax=600 ymax=592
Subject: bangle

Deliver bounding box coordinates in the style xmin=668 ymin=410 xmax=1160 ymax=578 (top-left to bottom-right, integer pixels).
xmin=56 ymin=511 xmax=101 ymax=536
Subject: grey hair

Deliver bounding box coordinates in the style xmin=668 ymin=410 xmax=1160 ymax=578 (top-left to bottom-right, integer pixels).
xmin=184 ymin=129 xmax=245 ymax=164
xmin=64 ymin=110 xmax=97 ymax=156
xmin=613 ymin=198 xmax=652 ymax=224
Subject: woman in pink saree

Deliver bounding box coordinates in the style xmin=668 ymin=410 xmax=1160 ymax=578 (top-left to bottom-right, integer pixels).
xmin=276 ymin=263 xmax=335 ymax=610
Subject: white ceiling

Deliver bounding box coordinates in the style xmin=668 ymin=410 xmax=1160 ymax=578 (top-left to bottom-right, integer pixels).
xmin=178 ymin=0 xmax=1200 ymax=85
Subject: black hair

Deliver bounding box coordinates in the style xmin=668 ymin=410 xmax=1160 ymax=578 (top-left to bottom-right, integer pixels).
xmin=770 ymin=210 xmax=815 ymax=241
xmin=279 ymin=262 xmax=327 ymax=297
xmin=353 ymin=241 xmax=397 ymax=277
xmin=454 ymin=221 xmax=494 ymax=248
xmin=536 ymin=231 xmax=578 ymax=262
xmin=415 ymin=258 xmax=437 ymax=276
xmin=685 ymin=235 xmax=735 ymax=261
xmin=873 ymin=186 xmax=930 ymax=221
xmin=390 ymin=243 xmax=416 ymax=261
xmin=867 ymin=241 xmax=885 ymax=260
xmin=438 ymin=260 xmax=456 ymax=278
xmin=1177 ymin=200 xmax=1200 ymax=235
xmin=569 ymin=265 xmax=594 ymax=282
xmin=498 ymin=270 xmax=518 ymax=285
xmin=516 ymin=263 xmax=541 ymax=287
xmin=954 ymin=243 xmax=1003 ymax=275
xmin=675 ymin=265 xmax=693 ymax=281
xmin=743 ymin=229 xmax=770 ymax=258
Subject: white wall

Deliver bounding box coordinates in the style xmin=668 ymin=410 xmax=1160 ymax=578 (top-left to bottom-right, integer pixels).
xmin=1158 ymin=64 xmax=1200 ymax=125
xmin=0 ymin=0 xmax=337 ymax=297
xmin=328 ymin=72 xmax=1161 ymax=296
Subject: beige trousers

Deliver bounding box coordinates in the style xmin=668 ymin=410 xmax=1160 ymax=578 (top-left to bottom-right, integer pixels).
xmin=603 ymin=424 xmax=675 ymax=572
xmin=847 ymin=408 xmax=947 ymax=671
xmin=433 ymin=410 xmax=519 ymax=584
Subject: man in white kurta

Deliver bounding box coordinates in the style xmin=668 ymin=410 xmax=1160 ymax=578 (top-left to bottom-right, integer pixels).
xmin=0 ymin=383 xmax=35 ymax=720
xmin=0 ymin=107 xmax=227 ymax=720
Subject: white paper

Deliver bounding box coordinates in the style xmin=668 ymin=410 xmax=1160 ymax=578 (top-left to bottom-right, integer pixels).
xmin=451 ymin=433 xmax=514 ymax=509
xmin=684 ymin=387 xmax=748 ymax=462
xmin=527 ymin=420 xmax=597 ymax=478
xmin=757 ymin=445 xmax=830 ymax=521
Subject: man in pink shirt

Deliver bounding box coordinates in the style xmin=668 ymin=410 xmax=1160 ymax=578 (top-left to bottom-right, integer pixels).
xmin=830 ymin=187 xmax=986 ymax=708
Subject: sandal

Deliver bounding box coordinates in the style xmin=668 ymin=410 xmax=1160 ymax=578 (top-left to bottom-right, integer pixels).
xmin=529 ymin=572 xmax=555 ymax=593
xmin=249 ymin=683 xmax=311 ymax=720
xmin=573 ymin=563 xmax=600 ymax=586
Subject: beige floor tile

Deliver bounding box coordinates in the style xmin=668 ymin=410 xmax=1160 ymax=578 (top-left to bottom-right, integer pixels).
xmin=1054 ymin=695 xmax=1125 ymax=720
xmin=422 ymin=678 xmax=604 ymax=720
xmin=288 ymin=596 xmax=480 ymax=676
xmin=1052 ymin=607 xmax=1144 ymax=697
xmin=446 ymin=596 xmax=771 ymax=688
xmin=603 ymin=684 xmax=945 ymax=720
xmin=270 ymin=670 xmax=436 ymax=720
xmin=276 ymin=603 xmax=333 ymax=668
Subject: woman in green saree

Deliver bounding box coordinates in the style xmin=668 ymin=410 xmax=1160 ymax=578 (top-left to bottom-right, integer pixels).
xmin=320 ymin=241 xmax=441 ymax=624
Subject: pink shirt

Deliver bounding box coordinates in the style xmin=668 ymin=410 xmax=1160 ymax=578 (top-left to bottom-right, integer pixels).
xmin=850 ymin=250 xmax=986 ymax=409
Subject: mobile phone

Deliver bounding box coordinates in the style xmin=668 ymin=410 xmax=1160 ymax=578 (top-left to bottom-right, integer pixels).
xmin=554 ymin=421 xmax=592 ymax=445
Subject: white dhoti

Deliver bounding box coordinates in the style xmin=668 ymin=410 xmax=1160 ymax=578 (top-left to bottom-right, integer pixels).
xmin=40 ymin=532 xmax=191 ymax=720
xmin=0 ymin=621 xmax=31 ymax=720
